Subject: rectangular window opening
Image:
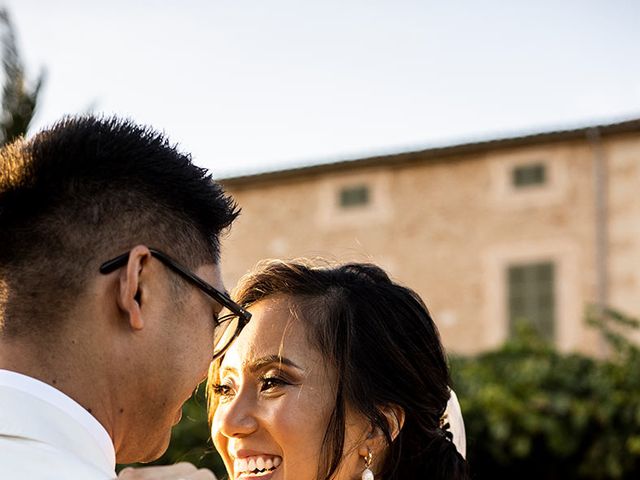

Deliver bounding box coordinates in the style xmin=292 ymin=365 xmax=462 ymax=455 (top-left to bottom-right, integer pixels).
xmin=512 ymin=163 xmax=547 ymax=188
xmin=507 ymin=261 xmax=555 ymax=342
xmin=339 ymin=185 xmax=370 ymax=208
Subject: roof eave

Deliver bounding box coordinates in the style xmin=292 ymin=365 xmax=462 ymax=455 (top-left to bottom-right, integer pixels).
xmin=219 ymin=118 xmax=640 ymax=187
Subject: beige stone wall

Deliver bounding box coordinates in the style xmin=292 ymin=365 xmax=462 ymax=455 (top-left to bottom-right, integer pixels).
xmin=607 ymin=134 xmax=640 ymax=344
xmin=219 ymin=133 xmax=640 ymax=355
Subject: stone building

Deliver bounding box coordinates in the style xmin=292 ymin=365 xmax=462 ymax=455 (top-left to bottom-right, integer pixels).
xmin=219 ymin=119 xmax=640 ymax=355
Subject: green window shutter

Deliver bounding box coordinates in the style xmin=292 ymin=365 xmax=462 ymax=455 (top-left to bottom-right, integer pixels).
xmin=508 ymin=262 xmax=555 ymax=341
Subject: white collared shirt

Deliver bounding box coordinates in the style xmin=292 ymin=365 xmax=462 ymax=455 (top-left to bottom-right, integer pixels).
xmin=0 ymin=369 xmax=116 ymax=475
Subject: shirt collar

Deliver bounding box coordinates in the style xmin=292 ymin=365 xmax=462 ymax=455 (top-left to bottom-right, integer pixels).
xmin=0 ymin=369 xmax=116 ymax=470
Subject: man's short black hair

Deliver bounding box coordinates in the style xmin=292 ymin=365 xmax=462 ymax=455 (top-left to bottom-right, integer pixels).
xmin=0 ymin=115 xmax=239 ymax=337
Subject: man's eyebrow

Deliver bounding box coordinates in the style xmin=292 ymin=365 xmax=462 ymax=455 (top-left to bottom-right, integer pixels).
xmin=246 ymin=355 xmax=303 ymax=373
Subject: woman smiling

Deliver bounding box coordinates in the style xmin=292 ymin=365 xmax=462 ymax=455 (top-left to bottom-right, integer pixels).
xmin=207 ymin=260 xmax=469 ymax=480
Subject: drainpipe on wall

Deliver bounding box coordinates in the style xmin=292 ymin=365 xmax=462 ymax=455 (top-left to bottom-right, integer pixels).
xmin=586 ymin=127 xmax=609 ymax=356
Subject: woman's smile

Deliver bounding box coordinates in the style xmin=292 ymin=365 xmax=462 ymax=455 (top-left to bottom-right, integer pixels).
xmin=234 ymin=453 xmax=282 ymax=479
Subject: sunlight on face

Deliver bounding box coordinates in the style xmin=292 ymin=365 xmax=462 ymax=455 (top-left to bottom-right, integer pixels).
xmin=210 ymin=296 xmax=368 ymax=480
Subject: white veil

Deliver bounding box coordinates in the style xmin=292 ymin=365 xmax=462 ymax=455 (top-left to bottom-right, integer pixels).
xmin=445 ymin=389 xmax=466 ymax=458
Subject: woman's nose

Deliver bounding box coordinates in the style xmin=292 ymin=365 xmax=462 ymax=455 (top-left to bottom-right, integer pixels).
xmin=213 ymin=390 xmax=259 ymax=438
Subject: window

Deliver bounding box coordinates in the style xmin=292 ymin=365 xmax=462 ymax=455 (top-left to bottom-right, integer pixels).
xmin=512 ymin=163 xmax=546 ymax=187
xmin=339 ymin=184 xmax=369 ymax=208
xmin=318 ymin=173 xmax=391 ymax=229
xmin=508 ymin=262 xmax=555 ymax=341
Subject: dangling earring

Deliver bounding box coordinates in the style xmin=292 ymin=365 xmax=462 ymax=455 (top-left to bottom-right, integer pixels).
xmin=361 ymin=450 xmax=374 ymax=480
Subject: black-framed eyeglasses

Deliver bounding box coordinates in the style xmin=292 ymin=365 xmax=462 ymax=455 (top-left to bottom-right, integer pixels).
xmin=99 ymin=248 xmax=251 ymax=359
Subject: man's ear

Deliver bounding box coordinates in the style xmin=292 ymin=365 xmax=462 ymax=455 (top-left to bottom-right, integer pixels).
xmin=116 ymin=245 xmax=152 ymax=331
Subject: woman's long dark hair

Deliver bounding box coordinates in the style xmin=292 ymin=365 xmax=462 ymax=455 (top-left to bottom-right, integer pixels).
xmin=208 ymin=260 xmax=469 ymax=480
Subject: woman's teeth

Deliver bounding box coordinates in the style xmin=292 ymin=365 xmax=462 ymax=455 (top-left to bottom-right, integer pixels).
xmin=235 ymin=456 xmax=282 ymax=477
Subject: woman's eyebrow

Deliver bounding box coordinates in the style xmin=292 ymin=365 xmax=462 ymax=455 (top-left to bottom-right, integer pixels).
xmin=219 ymin=365 xmax=238 ymax=376
xmin=246 ymin=354 xmax=303 ymax=373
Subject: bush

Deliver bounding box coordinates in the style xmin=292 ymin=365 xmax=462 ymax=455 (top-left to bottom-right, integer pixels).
xmin=451 ymin=309 xmax=640 ymax=479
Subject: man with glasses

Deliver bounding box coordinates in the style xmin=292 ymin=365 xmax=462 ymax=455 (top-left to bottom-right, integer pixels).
xmin=0 ymin=116 xmax=246 ymax=479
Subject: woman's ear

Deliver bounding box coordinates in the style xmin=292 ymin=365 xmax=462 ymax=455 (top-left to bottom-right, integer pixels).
xmin=357 ymin=404 xmax=406 ymax=468
xmin=360 ymin=404 xmax=406 ymax=453
xmin=380 ymin=403 xmax=405 ymax=442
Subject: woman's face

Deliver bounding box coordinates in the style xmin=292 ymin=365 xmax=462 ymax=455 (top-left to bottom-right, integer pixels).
xmin=211 ymin=296 xmax=369 ymax=480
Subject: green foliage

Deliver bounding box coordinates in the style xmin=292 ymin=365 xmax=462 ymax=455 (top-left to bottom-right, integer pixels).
xmin=451 ymin=310 xmax=640 ymax=479
xmin=0 ymin=8 xmax=43 ymax=146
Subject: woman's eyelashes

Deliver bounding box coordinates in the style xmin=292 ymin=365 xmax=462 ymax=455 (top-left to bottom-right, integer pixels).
xmin=211 ymin=379 xmax=236 ymax=399
xmin=212 ymin=370 xmax=296 ymax=400
xmin=258 ymin=372 xmax=292 ymax=392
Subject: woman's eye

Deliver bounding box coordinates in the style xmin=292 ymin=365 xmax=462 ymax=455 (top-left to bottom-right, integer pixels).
xmin=260 ymin=376 xmax=289 ymax=392
xmin=211 ymin=382 xmax=235 ymax=399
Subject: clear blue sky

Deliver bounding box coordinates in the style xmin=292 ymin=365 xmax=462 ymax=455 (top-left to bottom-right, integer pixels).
xmin=4 ymin=0 xmax=640 ymax=177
